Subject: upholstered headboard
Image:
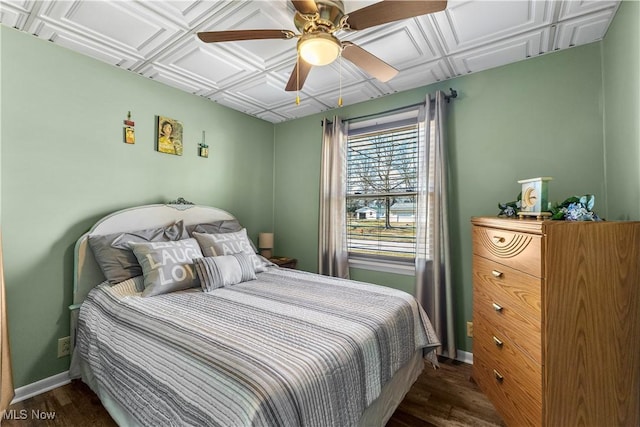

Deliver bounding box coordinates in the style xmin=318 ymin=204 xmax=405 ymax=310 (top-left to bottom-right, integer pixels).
xmin=69 ymin=203 xmax=236 ymax=349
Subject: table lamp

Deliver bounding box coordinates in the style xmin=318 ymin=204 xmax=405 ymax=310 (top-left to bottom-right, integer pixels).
xmin=258 ymin=232 xmax=274 ymax=259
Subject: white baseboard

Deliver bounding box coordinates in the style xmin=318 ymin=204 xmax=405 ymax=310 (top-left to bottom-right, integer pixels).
xmin=11 ymin=371 xmax=70 ymax=404
xmin=455 ymin=349 xmax=473 ymax=364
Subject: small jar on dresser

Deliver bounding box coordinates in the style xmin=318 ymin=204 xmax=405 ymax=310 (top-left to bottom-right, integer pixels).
xmin=471 ymin=217 xmax=640 ymax=427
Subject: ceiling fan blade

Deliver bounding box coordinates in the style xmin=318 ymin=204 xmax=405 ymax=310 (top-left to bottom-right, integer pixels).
xmin=197 ymin=29 xmax=294 ymax=43
xmin=341 ymin=42 xmax=398 ymax=82
xmin=285 ymin=58 xmax=313 ymax=91
xmin=291 ymin=0 xmax=318 ymax=15
xmin=346 ymin=0 xmax=447 ymax=30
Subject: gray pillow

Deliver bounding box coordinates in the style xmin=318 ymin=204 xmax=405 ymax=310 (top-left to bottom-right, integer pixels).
xmin=88 ymin=221 xmax=185 ymax=284
xmin=186 ymin=219 xmax=243 ymax=236
xmin=187 ymin=220 xmax=258 ymax=252
xmin=129 ymin=238 xmax=203 ymax=297
xmin=192 ymin=229 xmax=255 ymax=257
xmin=193 ymin=230 xmax=273 ymax=273
xmin=194 ymin=254 xmax=257 ymax=292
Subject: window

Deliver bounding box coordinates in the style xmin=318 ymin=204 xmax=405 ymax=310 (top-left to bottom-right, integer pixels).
xmin=346 ymin=116 xmax=419 ymax=263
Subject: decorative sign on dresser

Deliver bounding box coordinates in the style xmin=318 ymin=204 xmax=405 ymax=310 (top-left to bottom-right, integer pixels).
xmin=471 ymin=217 xmax=640 ymax=426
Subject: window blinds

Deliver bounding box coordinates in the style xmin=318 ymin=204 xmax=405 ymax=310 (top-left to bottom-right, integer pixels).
xmin=346 ymin=123 xmax=419 ymax=259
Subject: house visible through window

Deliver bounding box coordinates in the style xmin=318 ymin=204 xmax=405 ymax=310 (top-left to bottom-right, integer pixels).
xmin=346 ymin=113 xmax=421 ymax=262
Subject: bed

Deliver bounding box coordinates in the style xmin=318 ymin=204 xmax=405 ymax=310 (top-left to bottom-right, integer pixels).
xmin=69 ymin=203 xmax=440 ymax=427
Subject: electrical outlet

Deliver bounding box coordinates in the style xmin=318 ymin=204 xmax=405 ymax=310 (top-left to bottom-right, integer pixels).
xmin=57 ymin=336 xmax=70 ymax=358
xmin=466 ymin=321 xmax=473 ymax=338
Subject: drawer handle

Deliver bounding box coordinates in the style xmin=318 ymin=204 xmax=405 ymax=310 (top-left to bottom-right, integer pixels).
xmin=492 ymin=303 xmax=503 ymax=312
xmin=493 ymin=336 xmax=503 ymax=347
xmin=491 ymin=270 xmax=503 ymax=278
xmin=491 ymin=236 xmax=505 ymax=244
xmin=493 ymin=369 xmax=504 ymax=382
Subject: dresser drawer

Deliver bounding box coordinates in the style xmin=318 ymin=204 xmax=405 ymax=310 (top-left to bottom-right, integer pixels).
xmin=473 ymin=226 xmax=542 ymax=277
xmin=473 ymin=319 xmax=542 ymax=398
xmin=473 ymin=319 xmax=542 ymax=426
xmin=474 ymin=279 xmax=542 ymax=363
xmin=473 ymin=255 xmax=541 ymax=324
xmin=473 ymin=352 xmax=542 ymax=427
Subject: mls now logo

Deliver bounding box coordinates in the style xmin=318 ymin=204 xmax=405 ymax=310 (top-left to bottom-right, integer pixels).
xmin=2 ymin=409 xmax=56 ymax=420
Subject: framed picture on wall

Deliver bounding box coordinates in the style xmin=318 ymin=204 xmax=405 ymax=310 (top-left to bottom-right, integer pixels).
xmin=124 ymin=126 xmax=135 ymax=144
xmin=156 ymin=116 xmax=183 ymax=156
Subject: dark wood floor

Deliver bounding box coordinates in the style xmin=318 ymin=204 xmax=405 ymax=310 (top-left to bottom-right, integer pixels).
xmin=3 ymin=358 xmax=503 ymax=426
xmin=387 ymin=358 xmax=504 ymax=427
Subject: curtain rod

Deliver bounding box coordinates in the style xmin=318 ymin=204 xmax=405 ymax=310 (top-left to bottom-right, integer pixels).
xmin=323 ymin=88 xmax=457 ymax=126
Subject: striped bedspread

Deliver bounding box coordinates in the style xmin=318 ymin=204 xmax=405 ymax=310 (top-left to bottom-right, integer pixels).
xmin=76 ymin=267 xmax=440 ymax=427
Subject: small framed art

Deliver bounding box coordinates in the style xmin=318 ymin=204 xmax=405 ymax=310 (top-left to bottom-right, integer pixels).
xmin=156 ymin=116 xmax=183 ymax=156
xmin=199 ymin=143 xmax=209 ymax=158
xmin=124 ymin=126 xmax=135 ymax=144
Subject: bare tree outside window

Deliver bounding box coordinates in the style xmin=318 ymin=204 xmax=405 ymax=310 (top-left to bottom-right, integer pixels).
xmin=346 ymin=125 xmax=418 ymax=259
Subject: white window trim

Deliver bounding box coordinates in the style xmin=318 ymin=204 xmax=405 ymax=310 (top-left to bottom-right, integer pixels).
xmin=348 ymin=255 xmax=416 ymax=276
xmin=345 ymin=107 xmax=425 ymax=273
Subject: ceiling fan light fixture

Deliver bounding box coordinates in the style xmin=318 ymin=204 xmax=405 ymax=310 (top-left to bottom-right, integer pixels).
xmin=298 ymin=33 xmax=341 ymax=66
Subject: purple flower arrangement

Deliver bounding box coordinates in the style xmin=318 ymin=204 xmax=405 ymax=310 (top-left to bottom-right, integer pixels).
xmin=550 ymin=195 xmax=601 ymax=221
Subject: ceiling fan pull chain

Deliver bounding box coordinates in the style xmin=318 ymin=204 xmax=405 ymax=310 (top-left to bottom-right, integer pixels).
xmin=296 ymin=52 xmax=301 ymax=106
xmin=338 ymin=54 xmax=343 ymax=107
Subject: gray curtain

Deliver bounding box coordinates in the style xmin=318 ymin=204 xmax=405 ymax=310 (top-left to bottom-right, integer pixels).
xmin=415 ymin=91 xmax=456 ymax=358
xmin=318 ymin=117 xmax=349 ymax=278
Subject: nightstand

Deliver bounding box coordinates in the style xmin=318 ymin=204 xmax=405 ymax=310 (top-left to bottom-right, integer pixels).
xmin=269 ymin=257 xmax=298 ymax=269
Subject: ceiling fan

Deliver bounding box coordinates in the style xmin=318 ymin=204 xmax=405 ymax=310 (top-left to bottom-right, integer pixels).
xmin=197 ymin=0 xmax=447 ymax=92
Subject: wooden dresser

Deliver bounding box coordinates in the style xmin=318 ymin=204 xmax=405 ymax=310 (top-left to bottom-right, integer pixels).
xmin=471 ymin=217 xmax=640 ymax=427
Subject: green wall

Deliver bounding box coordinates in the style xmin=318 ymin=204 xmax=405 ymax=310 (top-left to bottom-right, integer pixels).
xmin=603 ymin=1 xmax=640 ymax=220
xmin=0 ymin=26 xmax=274 ymax=388
xmin=274 ymin=41 xmax=608 ymax=353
